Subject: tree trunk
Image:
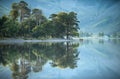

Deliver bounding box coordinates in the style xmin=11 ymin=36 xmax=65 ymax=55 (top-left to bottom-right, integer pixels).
xmin=20 ymin=10 xmax=24 ymax=23
xmin=66 ymin=25 xmax=69 ymax=39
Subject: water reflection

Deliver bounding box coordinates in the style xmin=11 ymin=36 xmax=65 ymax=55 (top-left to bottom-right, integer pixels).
xmin=98 ymin=39 xmax=104 ymax=44
xmin=0 ymin=42 xmax=80 ymax=79
xmin=1 ymin=39 xmax=120 ymax=79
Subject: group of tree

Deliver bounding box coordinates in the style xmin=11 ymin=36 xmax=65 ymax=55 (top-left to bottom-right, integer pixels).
xmin=98 ymin=32 xmax=104 ymax=37
xmin=110 ymin=32 xmax=120 ymax=38
xmin=0 ymin=1 xmax=79 ymax=39
xmin=79 ymin=31 xmax=93 ymax=37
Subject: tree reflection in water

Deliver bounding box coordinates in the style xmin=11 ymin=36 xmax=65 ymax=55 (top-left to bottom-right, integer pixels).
xmin=0 ymin=42 xmax=80 ymax=79
xmin=50 ymin=42 xmax=80 ymax=69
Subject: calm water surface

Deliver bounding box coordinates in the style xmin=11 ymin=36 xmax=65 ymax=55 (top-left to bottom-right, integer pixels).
xmin=0 ymin=39 xmax=120 ymax=79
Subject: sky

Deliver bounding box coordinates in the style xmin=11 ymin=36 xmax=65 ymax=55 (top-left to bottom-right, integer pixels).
xmin=0 ymin=0 xmax=120 ymax=34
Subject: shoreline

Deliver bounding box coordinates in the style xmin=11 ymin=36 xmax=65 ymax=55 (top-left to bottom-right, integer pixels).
xmin=0 ymin=38 xmax=72 ymax=43
xmin=0 ymin=37 xmax=120 ymax=44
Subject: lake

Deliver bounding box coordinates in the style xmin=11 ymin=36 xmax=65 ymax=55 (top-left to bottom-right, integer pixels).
xmin=0 ymin=39 xmax=120 ymax=79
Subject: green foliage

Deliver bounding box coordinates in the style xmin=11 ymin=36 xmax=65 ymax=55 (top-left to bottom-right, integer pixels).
xmin=98 ymin=32 xmax=104 ymax=37
xmin=18 ymin=19 xmax=36 ymax=37
xmin=10 ymin=2 xmax=19 ymax=20
xmin=49 ymin=12 xmax=80 ymax=39
xmin=0 ymin=1 xmax=80 ymax=39
xmin=0 ymin=16 xmax=20 ymax=37
xmin=111 ymin=32 xmax=120 ymax=38
xmin=4 ymin=19 xmax=19 ymax=37
xmin=10 ymin=9 xmax=19 ymax=20
xmin=32 ymin=25 xmax=44 ymax=38
xmin=32 ymin=8 xmax=42 ymax=26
